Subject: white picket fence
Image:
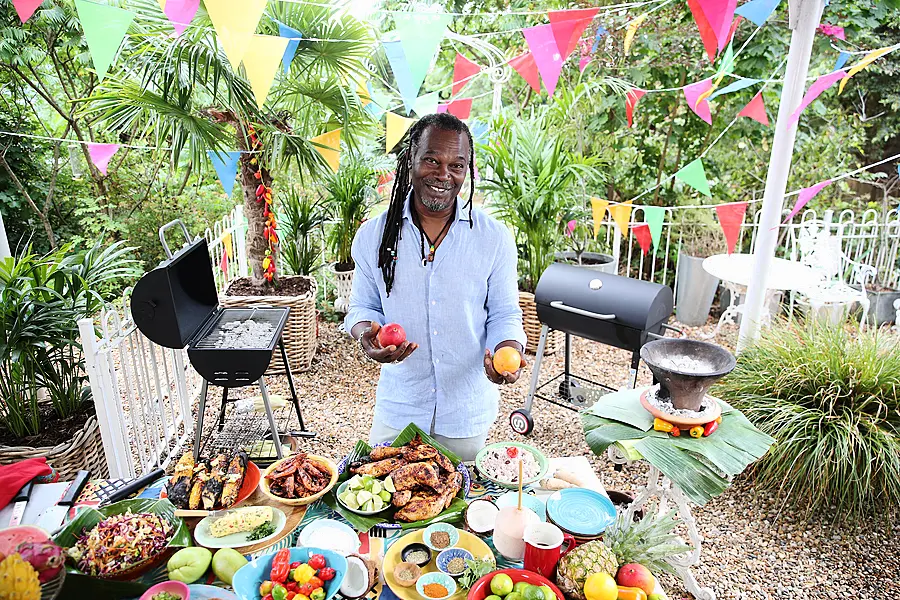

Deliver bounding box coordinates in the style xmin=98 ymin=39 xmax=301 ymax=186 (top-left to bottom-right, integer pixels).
xmin=205 ymin=205 xmax=250 ymax=294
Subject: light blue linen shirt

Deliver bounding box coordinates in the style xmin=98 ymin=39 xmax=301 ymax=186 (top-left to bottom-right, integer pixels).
xmin=344 ymin=194 xmax=526 ymax=438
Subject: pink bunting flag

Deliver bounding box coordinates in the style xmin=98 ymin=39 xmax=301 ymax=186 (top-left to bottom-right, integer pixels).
xmin=787 ymin=70 xmax=847 ymax=129
xmin=436 ymin=104 xmax=448 ymax=113
xmin=626 ymin=89 xmax=645 ymax=128
xmin=579 ymin=56 xmax=591 ymax=73
xmin=688 ymin=0 xmax=718 ymax=62
xmin=164 ymin=0 xmax=199 ymax=36
xmin=697 ymin=0 xmax=737 ymax=52
xmin=565 ymin=219 xmax=577 ymax=237
xmin=13 ymin=0 xmax=43 ymax=23
xmin=219 ymin=250 xmax=228 ymax=274
xmin=508 ymin=52 xmax=542 ymax=94
xmin=782 ymin=180 xmax=832 ymax=224
xmin=684 ymin=78 xmax=714 ymax=125
xmin=522 ymin=24 xmax=564 ymax=97
xmin=548 ymin=8 xmax=599 ymax=61
xmin=817 ymin=24 xmax=846 ymax=40
xmin=726 ymin=15 xmax=743 ymax=46
xmin=86 ymin=143 xmax=120 ymax=175
xmin=632 ymin=224 xmax=652 ymax=256
xmin=452 ymin=53 xmax=481 ymax=96
xmin=447 ymin=98 xmax=473 ymax=120
xmin=716 ymin=202 xmax=748 ymax=254
xmin=738 ymin=91 xmax=769 ymax=126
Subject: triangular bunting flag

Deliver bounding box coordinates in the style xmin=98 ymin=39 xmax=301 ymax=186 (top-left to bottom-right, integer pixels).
xmin=207 ymin=150 xmax=242 ymax=197
xmin=386 ymin=112 xmax=416 ymax=153
xmin=74 ymin=0 xmax=135 ymax=82
xmin=219 ymin=250 xmax=228 ymax=274
xmin=157 ymin=0 xmax=166 ymax=10
xmin=243 ymin=35 xmax=289 ymax=109
xmin=707 ymin=78 xmax=761 ymax=101
xmin=204 ymin=0 xmax=267 ymax=70
xmin=86 ymin=143 xmax=120 ymax=175
xmin=684 ymin=78 xmax=714 ymax=125
xmin=522 ymin=24 xmax=564 ymax=96
xmin=783 ymin=180 xmax=832 ymax=223
xmin=714 ymin=42 xmax=735 ymax=85
xmin=626 ymin=89 xmax=646 ymax=128
xmin=413 ymin=92 xmax=439 ymax=117
xmin=310 ymin=129 xmax=341 ymax=173
xmin=447 ymin=98 xmax=473 ymax=120
xmin=632 ymin=224 xmax=652 ymax=256
xmin=697 ymin=0 xmax=736 ymax=52
xmin=644 ymin=206 xmax=665 ymax=249
xmin=725 ymin=15 xmax=743 ymax=46
xmin=591 ymin=25 xmax=607 ymax=54
xmin=13 ymin=0 xmax=43 ymax=23
xmin=738 ymin=91 xmax=769 ymax=125
xmin=508 ymin=52 xmax=542 ymax=94
xmin=452 ymin=53 xmax=481 ymax=96
xmin=277 ymin=22 xmax=303 ymax=74
xmin=579 ymin=56 xmax=591 ymax=73
xmin=609 ymin=200 xmax=633 ymax=237
xmin=590 ymin=198 xmax=609 ymax=238
xmin=675 ymin=158 xmax=712 ymax=197
xmin=436 ymin=104 xmax=448 ymax=114
xmin=383 ymin=40 xmax=418 ymax=114
xmin=366 ymin=84 xmax=391 ymax=120
xmin=838 ymin=46 xmax=893 ymax=94
xmin=469 ymin=120 xmax=490 ymax=145
xmin=624 ymin=14 xmax=647 ymax=56
xmin=834 ymin=51 xmax=850 ymax=71
xmin=548 ymin=8 xmax=599 ymax=61
xmin=393 ymin=12 xmax=453 ymax=111
xmin=688 ymin=0 xmax=718 ymax=61
xmin=164 ymin=0 xmax=199 ymax=37
xmin=223 ymin=232 xmax=233 ymax=258
xmin=735 ymin=0 xmax=781 ymax=27
xmin=716 ymin=202 xmax=747 ymax=254
xmin=355 ymin=77 xmax=371 ymax=107
xmin=788 ymin=70 xmax=847 ymax=128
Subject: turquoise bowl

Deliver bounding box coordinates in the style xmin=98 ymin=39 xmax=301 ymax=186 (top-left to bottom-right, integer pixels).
xmin=232 ymin=547 xmax=347 ymax=600
xmin=416 ymin=571 xmax=456 ymax=600
xmin=422 ymin=523 xmax=460 ymax=551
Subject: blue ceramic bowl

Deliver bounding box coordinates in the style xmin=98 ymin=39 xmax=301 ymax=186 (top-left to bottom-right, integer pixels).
xmin=422 ymin=523 xmax=460 ymax=551
xmin=436 ymin=547 xmax=473 ymax=578
xmin=416 ymin=572 xmax=456 ymax=600
xmin=232 ymin=547 xmax=348 ymax=600
xmin=495 ymin=491 xmax=547 ymax=522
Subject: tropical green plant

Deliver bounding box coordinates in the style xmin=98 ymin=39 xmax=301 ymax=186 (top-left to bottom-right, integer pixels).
xmin=281 ymin=188 xmax=325 ymax=276
xmin=481 ymin=111 xmax=604 ymax=292
xmin=716 ymin=321 xmax=900 ymax=518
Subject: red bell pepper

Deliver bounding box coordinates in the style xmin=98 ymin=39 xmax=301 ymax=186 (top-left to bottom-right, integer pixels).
xmin=271 ymin=549 xmax=291 ymax=583
xmin=703 ymin=420 xmax=719 ymax=436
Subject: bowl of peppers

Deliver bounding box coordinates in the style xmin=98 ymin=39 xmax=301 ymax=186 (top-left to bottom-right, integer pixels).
xmin=232 ymin=547 xmax=347 ymax=600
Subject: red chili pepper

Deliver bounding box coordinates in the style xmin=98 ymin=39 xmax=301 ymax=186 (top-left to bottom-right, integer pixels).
xmin=256 ymin=184 xmax=266 ymax=197
xmin=298 ymin=583 xmax=315 ymax=596
xmin=703 ymin=420 xmax=719 ymax=436
xmin=670 ymin=427 xmax=681 ymax=437
xmin=271 ymin=549 xmax=291 ymax=583
xmin=318 ymin=567 xmax=336 ymax=581
xmin=308 ymin=576 xmax=324 ymax=590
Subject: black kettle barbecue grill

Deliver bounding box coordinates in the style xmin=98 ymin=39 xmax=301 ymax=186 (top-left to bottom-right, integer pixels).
xmin=511 ymin=263 xmax=677 ymax=435
xmin=131 ymin=220 xmax=313 ymax=461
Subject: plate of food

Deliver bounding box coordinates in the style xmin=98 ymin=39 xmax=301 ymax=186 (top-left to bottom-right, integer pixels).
xmin=259 ymin=453 xmax=338 ymax=506
xmin=193 ymin=505 xmax=287 ymax=549
xmin=474 ymin=442 xmax=548 ymax=490
xmin=161 ymin=450 xmax=260 ymax=515
xmin=52 ymin=498 xmax=191 ymax=581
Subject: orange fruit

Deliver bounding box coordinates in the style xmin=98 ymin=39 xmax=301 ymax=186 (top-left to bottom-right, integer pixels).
xmin=493 ymin=347 xmax=522 ymax=374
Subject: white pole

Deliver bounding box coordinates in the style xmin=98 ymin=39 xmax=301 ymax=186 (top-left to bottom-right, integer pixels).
xmin=0 ymin=209 xmax=11 ymax=259
xmin=737 ymin=0 xmax=826 ymax=352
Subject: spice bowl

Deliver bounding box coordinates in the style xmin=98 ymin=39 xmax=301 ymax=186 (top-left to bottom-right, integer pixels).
xmin=436 ymin=547 xmax=473 ymax=578
xmin=416 ymin=571 xmax=457 ymax=600
xmin=393 ymin=562 xmax=422 ymax=588
xmin=423 ymin=523 xmax=460 ymax=551
xmin=401 ymin=542 xmax=433 ymax=567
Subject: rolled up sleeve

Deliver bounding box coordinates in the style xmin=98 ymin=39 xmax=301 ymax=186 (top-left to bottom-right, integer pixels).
xmin=343 ymin=225 xmax=385 ymax=335
xmin=485 ymin=227 xmax=527 ymax=352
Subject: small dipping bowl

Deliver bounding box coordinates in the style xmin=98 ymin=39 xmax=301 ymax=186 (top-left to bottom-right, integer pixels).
xmin=401 ymin=542 xmax=433 ymax=567
xmin=140 ymin=581 xmax=190 ymax=600
xmin=423 ymin=523 xmax=459 ymax=552
xmin=393 ymin=562 xmax=422 ymax=588
xmin=436 ymin=548 xmax=473 ymax=578
xmin=416 ymin=572 xmax=457 ymax=600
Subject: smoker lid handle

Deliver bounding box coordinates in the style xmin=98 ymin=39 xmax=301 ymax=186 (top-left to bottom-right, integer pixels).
xmin=549 ymin=301 xmax=615 ymax=320
xmin=159 ymin=219 xmax=195 ymax=259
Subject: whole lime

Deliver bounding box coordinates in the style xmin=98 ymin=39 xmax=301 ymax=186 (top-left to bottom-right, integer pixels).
xmin=506 ymin=592 xmax=524 ymax=600
xmin=540 ymin=585 xmax=557 ymax=600
xmin=523 ymin=584 xmax=545 ymax=600
xmin=485 ymin=595 xmax=503 ymax=600
xmin=491 ymin=574 xmax=514 ymax=597
xmin=513 ymin=582 xmax=531 ymax=595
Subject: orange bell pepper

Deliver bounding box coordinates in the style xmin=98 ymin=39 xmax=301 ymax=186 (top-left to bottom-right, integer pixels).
xmin=617 ymin=586 xmax=648 ymax=600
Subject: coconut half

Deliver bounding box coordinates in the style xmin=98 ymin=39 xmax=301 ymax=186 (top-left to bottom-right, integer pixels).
xmin=464 ymin=498 xmax=499 ymax=536
xmin=340 ymin=554 xmax=377 ymax=599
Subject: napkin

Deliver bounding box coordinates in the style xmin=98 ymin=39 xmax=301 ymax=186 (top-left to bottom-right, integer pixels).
xmin=0 ymin=457 xmax=53 ymax=510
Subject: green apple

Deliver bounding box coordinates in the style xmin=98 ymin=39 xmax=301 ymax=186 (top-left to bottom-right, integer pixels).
xmin=490 ymin=574 xmax=514 ymax=596
xmin=211 ymin=548 xmax=248 ymax=585
xmin=539 ymin=585 xmax=556 ymax=600
xmin=167 ymin=547 xmax=212 ymax=583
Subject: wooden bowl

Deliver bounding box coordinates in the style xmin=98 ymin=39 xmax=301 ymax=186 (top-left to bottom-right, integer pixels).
xmin=258 ymin=454 xmax=338 ymax=506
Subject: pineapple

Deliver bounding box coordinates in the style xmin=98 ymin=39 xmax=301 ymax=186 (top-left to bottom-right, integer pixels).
xmin=0 ymin=554 xmax=41 ymax=600
xmin=602 ymin=503 xmax=693 ymax=575
xmin=556 ymin=541 xmax=618 ymax=600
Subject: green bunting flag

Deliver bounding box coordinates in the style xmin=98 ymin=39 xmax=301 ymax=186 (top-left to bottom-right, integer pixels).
xmin=413 ymin=92 xmax=440 ymax=117
xmin=393 ymin=12 xmax=453 ymax=107
xmin=644 ymin=206 xmax=666 ymax=249
xmin=74 ymin=0 xmax=135 ymax=82
xmin=675 ymin=158 xmax=712 ymax=197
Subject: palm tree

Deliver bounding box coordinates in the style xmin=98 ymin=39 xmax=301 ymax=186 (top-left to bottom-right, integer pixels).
xmin=80 ymin=0 xmax=376 ymax=283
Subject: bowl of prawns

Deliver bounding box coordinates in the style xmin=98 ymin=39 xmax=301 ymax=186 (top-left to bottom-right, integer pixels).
xmin=259 ymin=452 xmax=339 ymax=506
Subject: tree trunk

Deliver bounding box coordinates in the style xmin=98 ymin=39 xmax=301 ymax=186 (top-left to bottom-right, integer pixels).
xmin=240 ymin=155 xmax=273 ymax=283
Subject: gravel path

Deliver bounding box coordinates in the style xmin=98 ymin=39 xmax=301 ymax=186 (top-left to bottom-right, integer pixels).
xmin=242 ymin=319 xmax=900 ymax=600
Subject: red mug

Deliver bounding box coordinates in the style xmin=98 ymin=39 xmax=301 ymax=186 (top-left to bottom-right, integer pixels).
xmin=523 ymin=522 xmax=575 ymax=578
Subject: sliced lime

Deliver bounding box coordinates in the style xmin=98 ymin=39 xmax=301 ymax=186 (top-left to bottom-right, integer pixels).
xmin=383 ymin=476 xmax=396 ymax=493
xmin=371 ymin=481 xmax=383 ymax=495
xmin=379 ymin=490 xmax=392 ymax=502
xmin=356 ymin=490 xmax=373 ymax=505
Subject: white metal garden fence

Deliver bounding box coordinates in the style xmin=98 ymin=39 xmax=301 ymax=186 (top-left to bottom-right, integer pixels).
xmin=205 ymin=205 xmax=250 ymax=294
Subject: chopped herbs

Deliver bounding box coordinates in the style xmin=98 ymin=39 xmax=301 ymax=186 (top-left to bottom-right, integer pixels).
xmin=246 ymin=520 xmax=276 ymax=541
xmin=458 ymin=557 xmax=496 ymax=589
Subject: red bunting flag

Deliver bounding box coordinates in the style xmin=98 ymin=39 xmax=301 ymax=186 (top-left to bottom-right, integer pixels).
xmin=626 ymin=89 xmax=646 ymax=128
xmin=508 ymin=52 xmax=542 ymax=94
xmin=219 ymin=250 xmax=229 ymax=274
xmin=452 ymin=53 xmax=480 ymax=96
xmin=688 ymin=0 xmax=718 ymax=61
xmin=548 ymin=8 xmax=599 ymax=61
xmin=13 ymin=0 xmax=43 ymax=23
xmin=715 ymin=202 xmax=748 ymax=254
xmin=447 ymin=97 xmax=473 ymax=120
xmin=726 ymin=15 xmax=743 ymax=46
xmin=738 ymin=92 xmax=769 ymax=126
xmin=632 ymin=224 xmax=652 ymax=255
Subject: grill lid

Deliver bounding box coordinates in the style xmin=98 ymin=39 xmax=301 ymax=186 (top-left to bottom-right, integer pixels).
xmin=131 ymin=220 xmax=218 ymax=349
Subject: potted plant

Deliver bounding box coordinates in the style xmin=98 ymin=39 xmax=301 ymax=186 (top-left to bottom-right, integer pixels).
xmin=674 ymin=209 xmax=724 ymax=326
xmin=555 ymin=206 xmax=615 ymax=274
xmin=281 ymin=188 xmax=326 ymax=278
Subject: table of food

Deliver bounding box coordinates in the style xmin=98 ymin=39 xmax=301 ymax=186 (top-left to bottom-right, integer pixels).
xmin=0 ymin=424 xmax=671 ymax=600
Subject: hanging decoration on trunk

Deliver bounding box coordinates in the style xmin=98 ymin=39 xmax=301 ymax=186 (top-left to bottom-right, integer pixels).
xmin=248 ymin=126 xmax=278 ymax=283
xmin=716 ymin=202 xmax=748 ymax=253
xmin=86 ymin=142 xmax=120 ymax=176
xmin=632 ymin=224 xmax=652 ymax=255
xmin=74 ymin=0 xmax=135 ymax=82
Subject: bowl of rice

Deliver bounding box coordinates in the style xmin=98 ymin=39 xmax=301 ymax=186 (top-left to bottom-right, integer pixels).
xmin=474 ymin=442 xmax=548 ymax=489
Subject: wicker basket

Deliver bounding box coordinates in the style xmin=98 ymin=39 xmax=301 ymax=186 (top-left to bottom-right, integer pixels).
xmin=0 ymin=415 xmax=109 ymax=480
xmin=519 ymin=291 xmax=563 ymax=355
xmin=222 ymin=275 xmax=318 ymax=373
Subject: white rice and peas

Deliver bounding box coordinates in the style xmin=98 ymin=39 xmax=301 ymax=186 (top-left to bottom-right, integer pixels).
xmin=479 ymin=447 xmax=540 ymax=483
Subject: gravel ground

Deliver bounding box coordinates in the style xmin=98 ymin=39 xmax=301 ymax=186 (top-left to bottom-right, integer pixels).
xmin=221 ymin=319 xmax=900 ymax=600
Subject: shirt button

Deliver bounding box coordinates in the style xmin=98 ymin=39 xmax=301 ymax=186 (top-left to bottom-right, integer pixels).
xmin=435 ymin=359 xmax=440 ymax=363
xmin=431 ymin=388 xmax=436 ymax=393
xmin=433 ymin=330 xmax=438 ymax=335
xmin=431 ymin=300 xmax=436 ymax=305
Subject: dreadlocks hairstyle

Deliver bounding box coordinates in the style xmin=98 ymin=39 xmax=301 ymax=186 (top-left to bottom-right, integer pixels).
xmin=377 ymin=112 xmax=476 ymax=296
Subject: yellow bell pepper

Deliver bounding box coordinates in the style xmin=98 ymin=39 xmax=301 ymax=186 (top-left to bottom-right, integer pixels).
xmin=293 ymin=563 xmax=316 ymax=584
xmin=653 ymin=418 xmax=674 ymax=433
xmin=689 ymin=425 xmax=704 ymax=438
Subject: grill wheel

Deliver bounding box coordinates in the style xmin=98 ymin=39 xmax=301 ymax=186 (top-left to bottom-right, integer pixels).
xmin=509 ymin=409 xmax=534 ymax=436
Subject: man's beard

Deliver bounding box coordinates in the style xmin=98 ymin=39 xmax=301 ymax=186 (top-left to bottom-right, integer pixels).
xmin=420 ymin=194 xmax=456 ymax=212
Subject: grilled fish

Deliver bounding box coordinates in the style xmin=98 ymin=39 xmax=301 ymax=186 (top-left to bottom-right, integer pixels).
xmin=201 ymin=453 xmax=228 ymax=510
xmin=188 ymin=462 xmax=209 ymax=510
xmin=167 ymin=452 xmax=194 ymax=509
xmin=219 ymin=451 xmax=248 ymax=508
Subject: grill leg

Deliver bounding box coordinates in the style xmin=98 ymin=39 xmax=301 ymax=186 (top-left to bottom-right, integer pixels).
xmin=280 ymin=337 xmax=314 ymax=438
xmin=628 ymin=351 xmax=641 ymax=389
xmin=193 ymin=379 xmax=209 ymax=461
xmin=258 ymin=378 xmax=284 ymax=460
xmin=216 ymin=387 xmax=229 ymax=432
xmin=564 ymin=333 xmax=572 ymax=389
xmin=525 ymin=325 xmax=550 ymax=412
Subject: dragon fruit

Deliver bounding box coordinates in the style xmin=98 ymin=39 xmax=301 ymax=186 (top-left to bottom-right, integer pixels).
xmin=14 ymin=541 xmax=64 ymax=583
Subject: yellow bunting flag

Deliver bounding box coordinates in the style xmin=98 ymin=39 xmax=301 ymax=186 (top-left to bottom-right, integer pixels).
xmin=695 ymin=85 xmax=717 ymax=107
xmin=157 ymin=0 xmax=166 ymax=10
xmin=223 ymin=232 xmax=233 ymax=259
xmin=386 ymin=112 xmax=416 ymax=153
xmin=205 ymin=0 xmax=267 ymax=70
xmin=590 ymin=197 xmax=609 ymax=238
xmin=609 ymin=200 xmax=633 ymax=237
xmin=838 ymin=46 xmax=893 ymax=94
xmin=624 ymin=14 xmax=647 ymax=56
xmin=243 ymin=35 xmax=289 ymax=109
xmin=310 ymin=129 xmax=341 ymax=173
xmin=356 ymin=77 xmax=371 ymax=107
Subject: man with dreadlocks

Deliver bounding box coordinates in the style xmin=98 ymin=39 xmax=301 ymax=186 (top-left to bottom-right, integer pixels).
xmin=343 ymin=113 xmax=526 ymax=460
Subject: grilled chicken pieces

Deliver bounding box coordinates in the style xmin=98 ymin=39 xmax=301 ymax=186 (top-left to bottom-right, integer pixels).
xmin=390 ymin=462 xmax=440 ymax=492
xmin=352 ymin=457 xmax=407 ymax=478
xmin=370 ymin=446 xmax=404 ymax=460
xmin=394 ymin=472 xmax=462 ymax=522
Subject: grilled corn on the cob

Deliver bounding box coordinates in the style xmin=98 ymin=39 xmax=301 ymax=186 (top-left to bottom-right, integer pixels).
xmin=188 ymin=462 xmax=209 ymax=509
xmin=167 ymin=452 xmax=194 ymax=509
xmin=201 ymin=453 xmax=228 ymax=510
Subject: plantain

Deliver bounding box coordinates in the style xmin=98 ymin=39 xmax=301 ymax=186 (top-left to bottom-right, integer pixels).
xmin=167 ymin=451 xmax=194 ymax=509
xmin=201 ymin=453 xmax=228 ymax=510
xmin=219 ymin=451 xmax=248 ymax=508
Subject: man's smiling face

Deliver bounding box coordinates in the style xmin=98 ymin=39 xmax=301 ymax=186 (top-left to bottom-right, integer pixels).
xmin=410 ymin=125 xmax=470 ymax=213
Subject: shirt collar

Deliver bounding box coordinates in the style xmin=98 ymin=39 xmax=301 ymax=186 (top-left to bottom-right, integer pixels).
xmin=402 ymin=189 xmax=472 ymax=223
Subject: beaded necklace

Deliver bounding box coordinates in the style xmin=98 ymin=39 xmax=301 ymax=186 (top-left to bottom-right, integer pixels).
xmin=411 ymin=201 xmax=455 ymax=267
